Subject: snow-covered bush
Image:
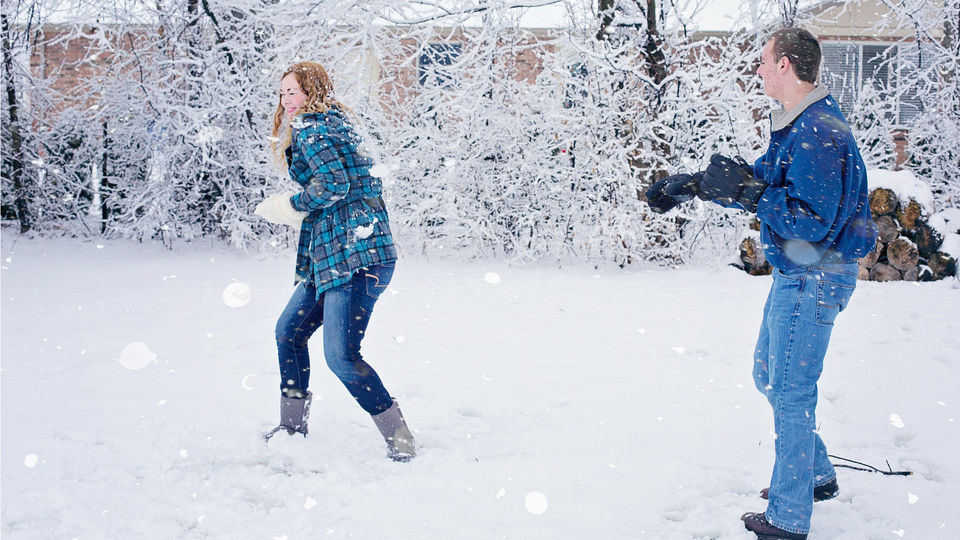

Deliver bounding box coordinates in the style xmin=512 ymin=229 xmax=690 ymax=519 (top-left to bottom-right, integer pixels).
xmin=6 ymin=0 xmax=954 ymax=269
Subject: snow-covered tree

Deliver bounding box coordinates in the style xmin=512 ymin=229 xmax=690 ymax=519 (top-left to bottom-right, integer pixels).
xmin=17 ymin=0 xmax=951 ymax=266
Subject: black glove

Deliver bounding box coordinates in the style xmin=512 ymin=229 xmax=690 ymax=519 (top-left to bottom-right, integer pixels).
xmin=645 ymin=172 xmax=704 ymax=214
xmin=700 ymin=154 xmax=766 ymax=213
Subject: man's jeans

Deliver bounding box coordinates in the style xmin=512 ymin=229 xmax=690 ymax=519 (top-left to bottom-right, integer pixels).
xmin=275 ymin=263 xmax=396 ymax=415
xmin=752 ymin=262 xmax=857 ymax=534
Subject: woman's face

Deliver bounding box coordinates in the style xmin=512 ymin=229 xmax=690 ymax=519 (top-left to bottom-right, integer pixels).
xmin=280 ymin=73 xmax=307 ymax=117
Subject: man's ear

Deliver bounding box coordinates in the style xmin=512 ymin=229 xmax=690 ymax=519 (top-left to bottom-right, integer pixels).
xmin=778 ymin=56 xmax=791 ymax=74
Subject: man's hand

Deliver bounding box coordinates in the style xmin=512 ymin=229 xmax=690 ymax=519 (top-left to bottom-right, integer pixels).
xmin=645 ymin=172 xmax=703 ymax=214
xmin=700 ymin=154 xmax=766 ymax=213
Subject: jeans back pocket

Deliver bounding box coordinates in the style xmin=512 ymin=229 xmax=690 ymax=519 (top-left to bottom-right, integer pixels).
xmin=364 ymin=263 xmax=394 ymax=299
xmin=816 ymin=280 xmax=855 ymax=326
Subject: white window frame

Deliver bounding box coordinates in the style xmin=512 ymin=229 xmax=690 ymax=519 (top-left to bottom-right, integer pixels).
xmin=820 ymin=40 xmax=920 ymax=126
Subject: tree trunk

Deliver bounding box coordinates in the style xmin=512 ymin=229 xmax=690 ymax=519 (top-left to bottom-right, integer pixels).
xmin=1 ymin=12 xmax=31 ymax=232
xmin=100 ymin=119 xmax=110 ymax=233
xmin=778 ymin=0 xmax=800 ymax=27
xmin=642 ymin=0 xmax=668 ymax=87
xmin=595 ymin=0 xmax=616 ymax=41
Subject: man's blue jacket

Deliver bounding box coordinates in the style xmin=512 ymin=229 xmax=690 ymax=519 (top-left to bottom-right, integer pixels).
xmin=752 ymin=86 xmax=877 ymax=271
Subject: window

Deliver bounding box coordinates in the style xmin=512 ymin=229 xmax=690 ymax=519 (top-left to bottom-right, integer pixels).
xmin=820 ymin=41 xmax=922 ymax=125
xmin=418 ymin=43 xmax=462 ymax=88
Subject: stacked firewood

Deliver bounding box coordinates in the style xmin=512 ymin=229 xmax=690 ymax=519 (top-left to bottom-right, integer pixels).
xmin=736 ymin=225 xmax=771 ymax=276
xmin=734 ymin=189 xmax=958 ymax=281
xmin=858 ymin=188 xmax=956 ymax=281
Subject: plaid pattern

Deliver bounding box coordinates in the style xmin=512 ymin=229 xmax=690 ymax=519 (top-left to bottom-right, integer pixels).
xmin=287 ymin=109 xmax=397 ymax=296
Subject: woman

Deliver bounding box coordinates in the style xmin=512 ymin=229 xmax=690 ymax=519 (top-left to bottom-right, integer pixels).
xmin=254 ymin=62 xmax=415 ymax=462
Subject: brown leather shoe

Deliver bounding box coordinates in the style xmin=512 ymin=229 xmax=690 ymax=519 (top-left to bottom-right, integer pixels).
xmin=760 ymin=478 xmax=839 ymax=502
xmin=741 ymin=512 xmax=807 ymax=540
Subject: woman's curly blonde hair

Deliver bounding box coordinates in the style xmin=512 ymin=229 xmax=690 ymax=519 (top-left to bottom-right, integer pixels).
xmin=270 ymin=62 xmax=345 ymax=167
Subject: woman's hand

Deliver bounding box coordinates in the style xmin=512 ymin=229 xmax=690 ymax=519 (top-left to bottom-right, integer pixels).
xmin=255 ymin=192 xmax=308 ymax=227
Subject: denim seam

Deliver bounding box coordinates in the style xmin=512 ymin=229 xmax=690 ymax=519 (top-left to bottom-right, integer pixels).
xmin=347 ymin=281 xmax=367 ymax=356
xmin=768 ymin=272 xmax=807 ymax=534
xmin=291 ymin=294 xmax=324 ymax=392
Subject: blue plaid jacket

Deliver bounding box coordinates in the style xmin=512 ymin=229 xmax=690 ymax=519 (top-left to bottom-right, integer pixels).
xmin=286 ymin=108 xmax=397 ymax=296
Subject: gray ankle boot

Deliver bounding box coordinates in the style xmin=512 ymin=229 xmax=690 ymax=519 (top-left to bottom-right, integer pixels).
xmin=264 ymin=391 xmax=312 ymax=441
xmin=371 ymin=400 xmax=416 ymax=461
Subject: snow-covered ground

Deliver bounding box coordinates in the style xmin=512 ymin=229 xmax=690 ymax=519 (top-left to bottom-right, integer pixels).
xmin=2 ymin=234 xmax=959 ymax=539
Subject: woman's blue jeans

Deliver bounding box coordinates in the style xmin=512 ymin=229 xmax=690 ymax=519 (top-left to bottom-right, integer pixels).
xmin=752 ymin=262 xmax=858 ymax=535
xmin=275 ymin=263 xmax=396 ymax=415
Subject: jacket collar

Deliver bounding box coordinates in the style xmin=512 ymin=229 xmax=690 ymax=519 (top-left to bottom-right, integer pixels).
xmin=770 ymin=84 xmax=829 ymax=131
xmin=290 ymin=108 xmax=346 ymax=133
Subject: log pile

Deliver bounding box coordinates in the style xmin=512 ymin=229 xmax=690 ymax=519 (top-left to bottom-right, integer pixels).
xmin=733 ymin=189 xmax=958 ymax=281
xmin=736 ymin=220 xmax=772 ymax=276
xmin=858 ymin=188 xmax=957 ymax=282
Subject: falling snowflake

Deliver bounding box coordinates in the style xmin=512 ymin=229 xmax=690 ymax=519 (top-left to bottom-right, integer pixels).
xmin=222 ymin=282 xmax=252 ymax=308
xmin=484 ymin=272 xmax=501 ymax=284
xmin=524 ymin=491 xmax=548 ymax=515
xmin=118 ymin=342 xmax=157 ymax=370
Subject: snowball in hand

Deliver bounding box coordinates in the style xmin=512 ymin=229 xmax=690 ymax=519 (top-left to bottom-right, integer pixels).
xmin=484 ymin=272 xmax=501 ymax=284
xmin=118 ymin=342 xmax=157 ymax=370
xmin=524 ymin=491 xmax=548 ymax=515
xmin=222 ymin=282 xmax=252 ymax=308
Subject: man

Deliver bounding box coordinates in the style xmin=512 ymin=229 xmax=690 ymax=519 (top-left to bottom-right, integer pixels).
xmin=646 ymin=28 xmax=877 ymax=539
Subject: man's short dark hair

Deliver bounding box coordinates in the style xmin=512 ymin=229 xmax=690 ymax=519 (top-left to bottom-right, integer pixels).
xmin=770 ymin=27 xmax=821 ymax=84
